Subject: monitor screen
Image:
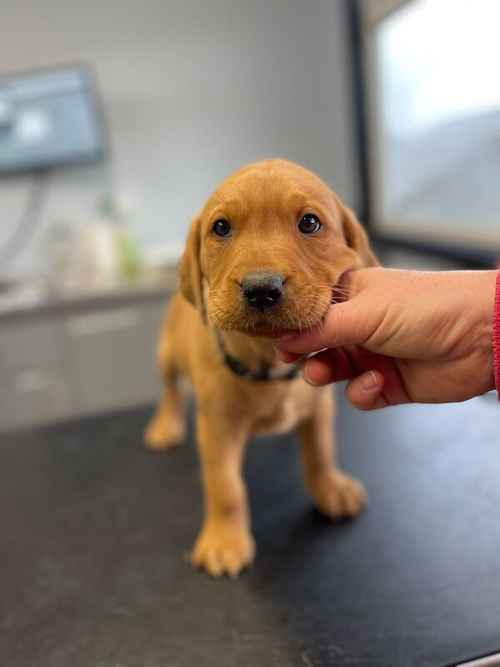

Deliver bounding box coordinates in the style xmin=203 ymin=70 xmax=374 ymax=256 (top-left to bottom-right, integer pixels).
xmin=0 ymin=64 xmax=106 ymax=174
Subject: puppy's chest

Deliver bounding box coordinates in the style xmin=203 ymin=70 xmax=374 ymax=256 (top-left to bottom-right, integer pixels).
xmin=250 ymin=381 xmax=315 ymax=436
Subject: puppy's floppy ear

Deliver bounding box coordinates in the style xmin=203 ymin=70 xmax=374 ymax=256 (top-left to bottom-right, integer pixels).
xmin=179 ymin=214 xmax=207 ymax=321
xmin=339 ymin=202 xmax=379 ymax=267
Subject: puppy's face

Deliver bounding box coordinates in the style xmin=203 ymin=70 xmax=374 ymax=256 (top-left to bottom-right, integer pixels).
xmin=180 ymin=160 xmax=377 ymax=338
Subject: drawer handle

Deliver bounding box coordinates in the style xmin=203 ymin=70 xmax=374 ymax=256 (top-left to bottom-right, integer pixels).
xmin=67 ymin=309 xmax=138 ymax=336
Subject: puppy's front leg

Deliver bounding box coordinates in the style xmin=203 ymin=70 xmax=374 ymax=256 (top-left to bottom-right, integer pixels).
xmin=191 ymin=412 xmax=255 ymax=577
xmin=298 ymin=388 xmax=367 ymax=519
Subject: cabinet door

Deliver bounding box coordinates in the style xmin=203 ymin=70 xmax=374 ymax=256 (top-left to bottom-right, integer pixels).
xmin=0 ymin=320 xmax=74 ymax=431
xmin=64 ymin=302 xmax=165 ymax=415
xmin=0 ymin=320 xmax=61 ymax=370
xmin=0 ymin=368 xmax=72 ymax=431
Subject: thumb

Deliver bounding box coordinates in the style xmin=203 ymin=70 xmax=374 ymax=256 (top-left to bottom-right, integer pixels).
xmin=277 ymin=297 xmax=373 ymax=355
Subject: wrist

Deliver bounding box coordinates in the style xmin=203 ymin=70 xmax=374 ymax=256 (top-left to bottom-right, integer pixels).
xmin=476 ymin=271 xmax=498 ymax=393
xmin=492 ymin=271 xmax=500 ymax=397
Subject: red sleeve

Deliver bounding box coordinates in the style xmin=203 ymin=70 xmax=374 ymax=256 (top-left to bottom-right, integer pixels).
xmin=494 ymin=271 xmax=500 ymax=399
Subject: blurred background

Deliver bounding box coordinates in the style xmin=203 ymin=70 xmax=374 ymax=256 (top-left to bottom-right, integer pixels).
xmin=0 ymin=0 xmax=499 ymax=432
xmin=360 ymin=0 xmax=500 ymax=259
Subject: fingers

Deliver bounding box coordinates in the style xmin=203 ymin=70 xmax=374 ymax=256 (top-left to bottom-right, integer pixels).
xmin=301 ymin=352 xmax=389 ymax=410
xmin=345 ymin=371 xmax=388 ymax=411
xmin=297 ymin=347 xmax=411 ymax=410
xmin=302 ymin=356 xmax=391 ymax=411
xmin=301 ymin=349 xmax=355 ymax=385
xmin=277 ymin=299 xmax=370 ymax=356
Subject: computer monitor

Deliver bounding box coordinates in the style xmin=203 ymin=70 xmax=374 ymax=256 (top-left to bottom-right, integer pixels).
xmin=0 ymin=64 xmax=107 ymax=175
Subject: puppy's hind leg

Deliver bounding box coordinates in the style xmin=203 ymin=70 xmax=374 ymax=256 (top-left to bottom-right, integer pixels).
xmin=144 ymin=355 xmax=186 ymax=452
xmin=297 ymin=388 xmax=367 ymax=519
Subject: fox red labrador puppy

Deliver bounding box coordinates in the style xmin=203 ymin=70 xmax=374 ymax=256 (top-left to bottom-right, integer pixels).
xmin=145 ymin=159 xmax=378 ymax=576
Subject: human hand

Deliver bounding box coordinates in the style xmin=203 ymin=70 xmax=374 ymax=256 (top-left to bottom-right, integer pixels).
xmin=277 ymin=268 xmax=497 ymax=409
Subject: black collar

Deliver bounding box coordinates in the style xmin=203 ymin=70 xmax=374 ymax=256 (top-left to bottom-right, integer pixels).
xmin=215 ymin=329 xmax=300 ymax=382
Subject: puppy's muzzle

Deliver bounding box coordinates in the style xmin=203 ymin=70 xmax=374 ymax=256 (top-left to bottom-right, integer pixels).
xmin=241 ymin=272 xmax=284 ymax=312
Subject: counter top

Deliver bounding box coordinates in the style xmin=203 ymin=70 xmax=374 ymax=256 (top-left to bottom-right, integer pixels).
xmin=2 ymin=394 xmax=500 ymax=666
xmin=0 ymin=267 xmax=176 ymax=323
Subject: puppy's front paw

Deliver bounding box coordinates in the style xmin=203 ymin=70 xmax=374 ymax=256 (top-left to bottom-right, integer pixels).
xmin=191 ymin=522 xmax=256 ymax=578
xmin=309 ymin=471 xmax=367 ymax=520
xmin=144 ymin=415 xmax=184 ymax=452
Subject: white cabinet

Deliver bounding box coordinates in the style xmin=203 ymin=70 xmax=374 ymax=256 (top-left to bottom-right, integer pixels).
xmin=64 ymin=304 xmax=164 ymax=415
xmin=0 ymin=320 xmax=74 ymax=429
xmin=0 ymin=368 xmax=72 ymax=430
xmin=0 ymin=295 xmax=168 ymax=432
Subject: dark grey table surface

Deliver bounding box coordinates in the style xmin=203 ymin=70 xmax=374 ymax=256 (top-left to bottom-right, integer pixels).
xmin=2 ymin=392 xmax=500 ymax=667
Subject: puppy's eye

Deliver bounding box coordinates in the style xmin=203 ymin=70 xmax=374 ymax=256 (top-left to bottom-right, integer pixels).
xmin=298 ymin=214 xmax=322 ymax=235
xmin=212 ymin=219 xmax=232 ymax=237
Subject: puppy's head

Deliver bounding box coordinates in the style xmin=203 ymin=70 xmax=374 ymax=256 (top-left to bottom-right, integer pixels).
xmin=180 ymin=159 xmax=377 ymax=338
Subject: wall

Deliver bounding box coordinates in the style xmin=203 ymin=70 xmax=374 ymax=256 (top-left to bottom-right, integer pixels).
xmin=0 ymin=0 xmax=358 ymax=275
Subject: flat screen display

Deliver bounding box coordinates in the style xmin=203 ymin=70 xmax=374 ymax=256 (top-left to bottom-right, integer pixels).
xmin=0 ymin=64 xmax=106 ymax=174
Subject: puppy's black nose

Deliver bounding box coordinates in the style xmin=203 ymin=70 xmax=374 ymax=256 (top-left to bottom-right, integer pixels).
xmin=241 ymin=272 xmax=284 ymax=311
